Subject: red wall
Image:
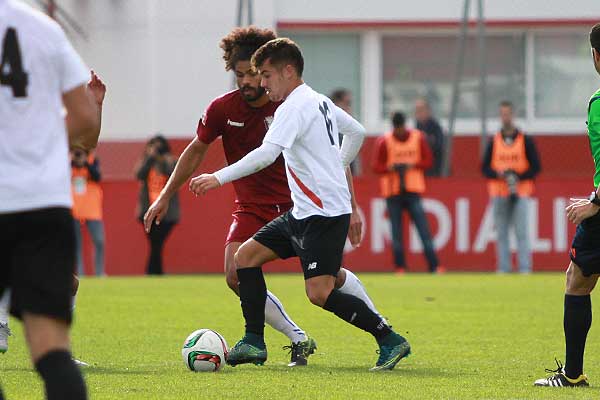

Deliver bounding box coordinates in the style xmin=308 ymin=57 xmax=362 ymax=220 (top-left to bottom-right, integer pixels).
xmin=79 ymin=135 xmax=593 ymax=275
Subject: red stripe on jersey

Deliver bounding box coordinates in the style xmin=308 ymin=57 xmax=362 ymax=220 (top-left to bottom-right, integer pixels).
xmin=287 ymin=166 xmax=323 ymax=209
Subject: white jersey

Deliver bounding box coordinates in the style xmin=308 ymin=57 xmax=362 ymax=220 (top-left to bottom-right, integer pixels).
xmin=0 ymin=0 xmax=89 ymax=213
xmin=264 ymin=84 xmax=365 ymax=219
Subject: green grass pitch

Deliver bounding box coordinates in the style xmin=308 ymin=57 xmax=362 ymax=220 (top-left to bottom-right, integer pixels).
xmin=1 ymin=273 xmax=600 ymax=399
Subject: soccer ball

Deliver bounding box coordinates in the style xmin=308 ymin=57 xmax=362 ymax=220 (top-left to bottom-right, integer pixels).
xmin=181 ymin=329 xmax=228 ymax=372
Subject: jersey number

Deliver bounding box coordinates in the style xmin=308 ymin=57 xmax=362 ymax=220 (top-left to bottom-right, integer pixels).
xmin=0 ymin=28 xmax=29 ymax=98
xmin=318 ymin=101 xmax=335 ymax=146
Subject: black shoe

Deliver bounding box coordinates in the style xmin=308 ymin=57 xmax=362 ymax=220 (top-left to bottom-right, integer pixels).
xmin=534 ymin=359 xmax=589 ymax=387
xmin=283 ymin=336 xmax=317 ymax=367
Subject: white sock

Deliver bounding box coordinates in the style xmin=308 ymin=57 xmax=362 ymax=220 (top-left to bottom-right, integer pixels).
xmin=72 ymin=295 xmax=76 ymax=311
xmin=0 ymin=290 xmax=9 ymax=325
xmin=264 ymin=290 xmax=307 ymax=343
xmin=338 ymin=268 xmax=388 ymax=325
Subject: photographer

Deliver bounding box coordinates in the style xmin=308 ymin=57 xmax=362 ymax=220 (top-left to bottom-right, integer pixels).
xmin=134 ymin=135 xmax=180 ymax=275
xmin=482 ymin=101 xmax=541 ymax=273
xmin=71 ymin=149 xmax=105 ymax=276
xmin=372 ymin=111 xmax=441 ymax=274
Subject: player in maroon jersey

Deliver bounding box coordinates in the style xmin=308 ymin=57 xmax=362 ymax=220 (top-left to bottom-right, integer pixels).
xmin=144 ymin=26 xmax=385 ymax=366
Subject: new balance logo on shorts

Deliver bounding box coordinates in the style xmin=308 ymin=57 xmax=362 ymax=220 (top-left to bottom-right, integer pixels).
xmin=307 ymin=262 xmax=317 ymax=270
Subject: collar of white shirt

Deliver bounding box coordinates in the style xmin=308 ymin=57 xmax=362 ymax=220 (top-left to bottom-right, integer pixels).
xmin=285 ymin=83 xmax=308 ymax=102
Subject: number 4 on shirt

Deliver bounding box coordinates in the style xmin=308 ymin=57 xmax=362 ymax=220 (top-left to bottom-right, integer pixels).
xmin=0 ymin=27 xmax=29 ymax=98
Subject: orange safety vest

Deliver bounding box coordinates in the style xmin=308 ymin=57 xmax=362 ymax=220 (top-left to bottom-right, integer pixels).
xmin=147 ymin=167 xmax=168 ymax=204
xmin=487 ymin=132 xmax=534 ymax=197
xmin=379 ymin=129 xmax=426 ymax=196
xmin=71 ymin=155 xmax=103 ymax=220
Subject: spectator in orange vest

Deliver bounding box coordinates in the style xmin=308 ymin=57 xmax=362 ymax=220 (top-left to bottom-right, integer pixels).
xmin=372 ymin=111 xmax=441 ymax=274
xmin=71 ymin=149 xmax=105 ymax=276
xmin=481 ymin=101 xmax=541 ymax=273
xmin=135 ymin=135 xmax=180 ymax=275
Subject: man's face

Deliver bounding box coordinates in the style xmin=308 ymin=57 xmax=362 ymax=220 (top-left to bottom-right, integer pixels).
xmin=336 ymin=94 xmax=352 ymax=114
xmin=234 ymin=60 xmax=265 ymax=103
xmin=499 ymin=105 xmax=513 ymax=128
xmin=414 ymin=99 xmax=430 ymax=122
xmin=258 ymin=59 xmax=287 ymax=102
xmin=71 ymin=149 xmax=87 ymax=166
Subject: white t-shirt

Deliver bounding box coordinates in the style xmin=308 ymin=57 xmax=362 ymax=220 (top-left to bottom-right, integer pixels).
xmin=264 ymin=84 xmax=365 ymax=219
xmin=0 ymin=0 xmax=89 ymax=213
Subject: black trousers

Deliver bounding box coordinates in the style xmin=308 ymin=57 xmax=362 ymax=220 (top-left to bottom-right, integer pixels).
xmin=145 ymin=221 xmax=175 ymax=275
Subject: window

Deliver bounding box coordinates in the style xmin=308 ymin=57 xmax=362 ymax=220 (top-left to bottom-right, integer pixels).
xmin=382 ymin=34 xmax=526 ymax=120
xmin=280 ymin=33 xmax=362 ymax=120
xmin=534 ymin=33 xmax=598 ymax=119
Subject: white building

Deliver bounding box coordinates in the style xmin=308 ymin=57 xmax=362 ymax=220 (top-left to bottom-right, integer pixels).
xmin=24 ymin=0 xmax=600 ymax=139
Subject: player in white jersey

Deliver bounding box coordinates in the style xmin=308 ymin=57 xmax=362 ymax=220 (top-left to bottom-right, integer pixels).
xmin=0 ymin=1 xmax=103 ymax=399
xmin=190 ymin=38 xmax=410 ymax=371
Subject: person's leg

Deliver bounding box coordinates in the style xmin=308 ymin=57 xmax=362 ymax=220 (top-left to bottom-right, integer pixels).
xmin=13 ymin=208 xmax=87 ymax=399
xmin=227 ymin=239 xmax=280 ymax=366
xmin=563 ymin=262 xmax=598 ymax=379
xmin=406 ymin=194 xmax=439 ymax=272
xmin=23 ymin=313 xmax=86 ymax=400
xmin=72 ymin=218 xmax=84 ymax=276
xmin=147 ymin=222 xmax=174 ymax=275
xmin=85 ymin=220 xmax=105 ymax=276
xmin=492 ymin=197 xmax=511 ymax=273
xmin=512 ymin=197 xmax=532 ymax=273
xmin=386 ymin=196 xmax=406 ymax=270
xmin=224 ymin=242 xmax=307 ymax=344
xmin=335 ymin=268 xmax=387 ymax=324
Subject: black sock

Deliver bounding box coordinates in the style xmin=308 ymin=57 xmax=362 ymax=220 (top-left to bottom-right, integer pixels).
xmin=323 ymin=289 xmax=391 ymax=340
xmin=237 ymin=267 xmax=267 ymax=338
xmin=564 ymin=294 xmax=592 ymax=379
xmin=35 ymin=350 xmax=87 ymax=400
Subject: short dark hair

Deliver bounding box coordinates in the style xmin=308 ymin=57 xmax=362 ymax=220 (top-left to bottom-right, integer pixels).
xmin=330 ymin=88 xmax=350 ymax=104
xmin=499 ymin=100 xmax=513 ymax=109
xmin=219 ymin=26 xmax=277 ymax=71
xmin=591 ymin=23 xmax=600 ymax=52
xmin=391 ymin=111 xmax=406 ymax=128
xmin=251 ymin=38 xmax=304 ymax=76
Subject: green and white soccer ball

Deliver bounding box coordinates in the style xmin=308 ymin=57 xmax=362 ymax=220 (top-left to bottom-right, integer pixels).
xmin=182 ymin=329 xmax=229 ymax=372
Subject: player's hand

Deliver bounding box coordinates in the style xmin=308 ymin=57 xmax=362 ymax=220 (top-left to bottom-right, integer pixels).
xmin=348 ymin=208 xmax=363 ymax=247
xmin=189 ymin=174 xmax=221 ymax=195
xmin=87 ymin=70 xmax=106 ymax=105
xmin=566 ymin=197 xmax=600 ymax=225
xmin=143 ymin=196 xmax=170 ymax=233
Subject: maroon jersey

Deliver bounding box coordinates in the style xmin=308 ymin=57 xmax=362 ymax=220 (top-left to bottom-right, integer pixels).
xmin=197 ymin=90 xmax=291 ymax=205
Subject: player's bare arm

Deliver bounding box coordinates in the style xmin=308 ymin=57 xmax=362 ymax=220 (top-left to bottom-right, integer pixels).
xmin=63 ymin=71 xmax=104 ymax=150
xmin=144 ymin=138 xmax=209 ymax=232
xmin=345 ymin=166 xmax=363 ymax=247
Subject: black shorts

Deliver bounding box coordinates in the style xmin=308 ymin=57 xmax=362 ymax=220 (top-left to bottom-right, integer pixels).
xmin=570 ymin=212 xmax=600 ymax=277
xmin=253 ymin=212 xmax=350 ymax=279
xmin=0 ymin=207 xmax=76 ymax=324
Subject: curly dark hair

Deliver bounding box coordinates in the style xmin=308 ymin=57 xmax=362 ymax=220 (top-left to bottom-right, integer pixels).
xmin=251 ymin=37 xmax=304 ymax=76
xmin=219 ymin=26 xmax=277 ymax=71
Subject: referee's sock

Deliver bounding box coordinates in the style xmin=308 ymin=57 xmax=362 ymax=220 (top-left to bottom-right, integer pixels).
xmin=324 ymin=289 xmax=391 ymax=341
xmin=237 ymin=267 xmax=267 ymax=343
xmin=35 ymin=350 xmax=87 ymax=400
xmin=564 ymin=294 xmax=592 ymax=379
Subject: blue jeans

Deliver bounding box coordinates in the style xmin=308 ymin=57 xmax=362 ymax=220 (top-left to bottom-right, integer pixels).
xmin=73 ymin=218 xmax=105 ymax=276
xmin=386 ymin=193 xmax=439 ymax=271
xmin=492 ymin=196 xmax=531 ymax=273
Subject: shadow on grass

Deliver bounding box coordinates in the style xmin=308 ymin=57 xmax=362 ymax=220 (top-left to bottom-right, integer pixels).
xmin=82 ymin=366 xmax=166 ymax=376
